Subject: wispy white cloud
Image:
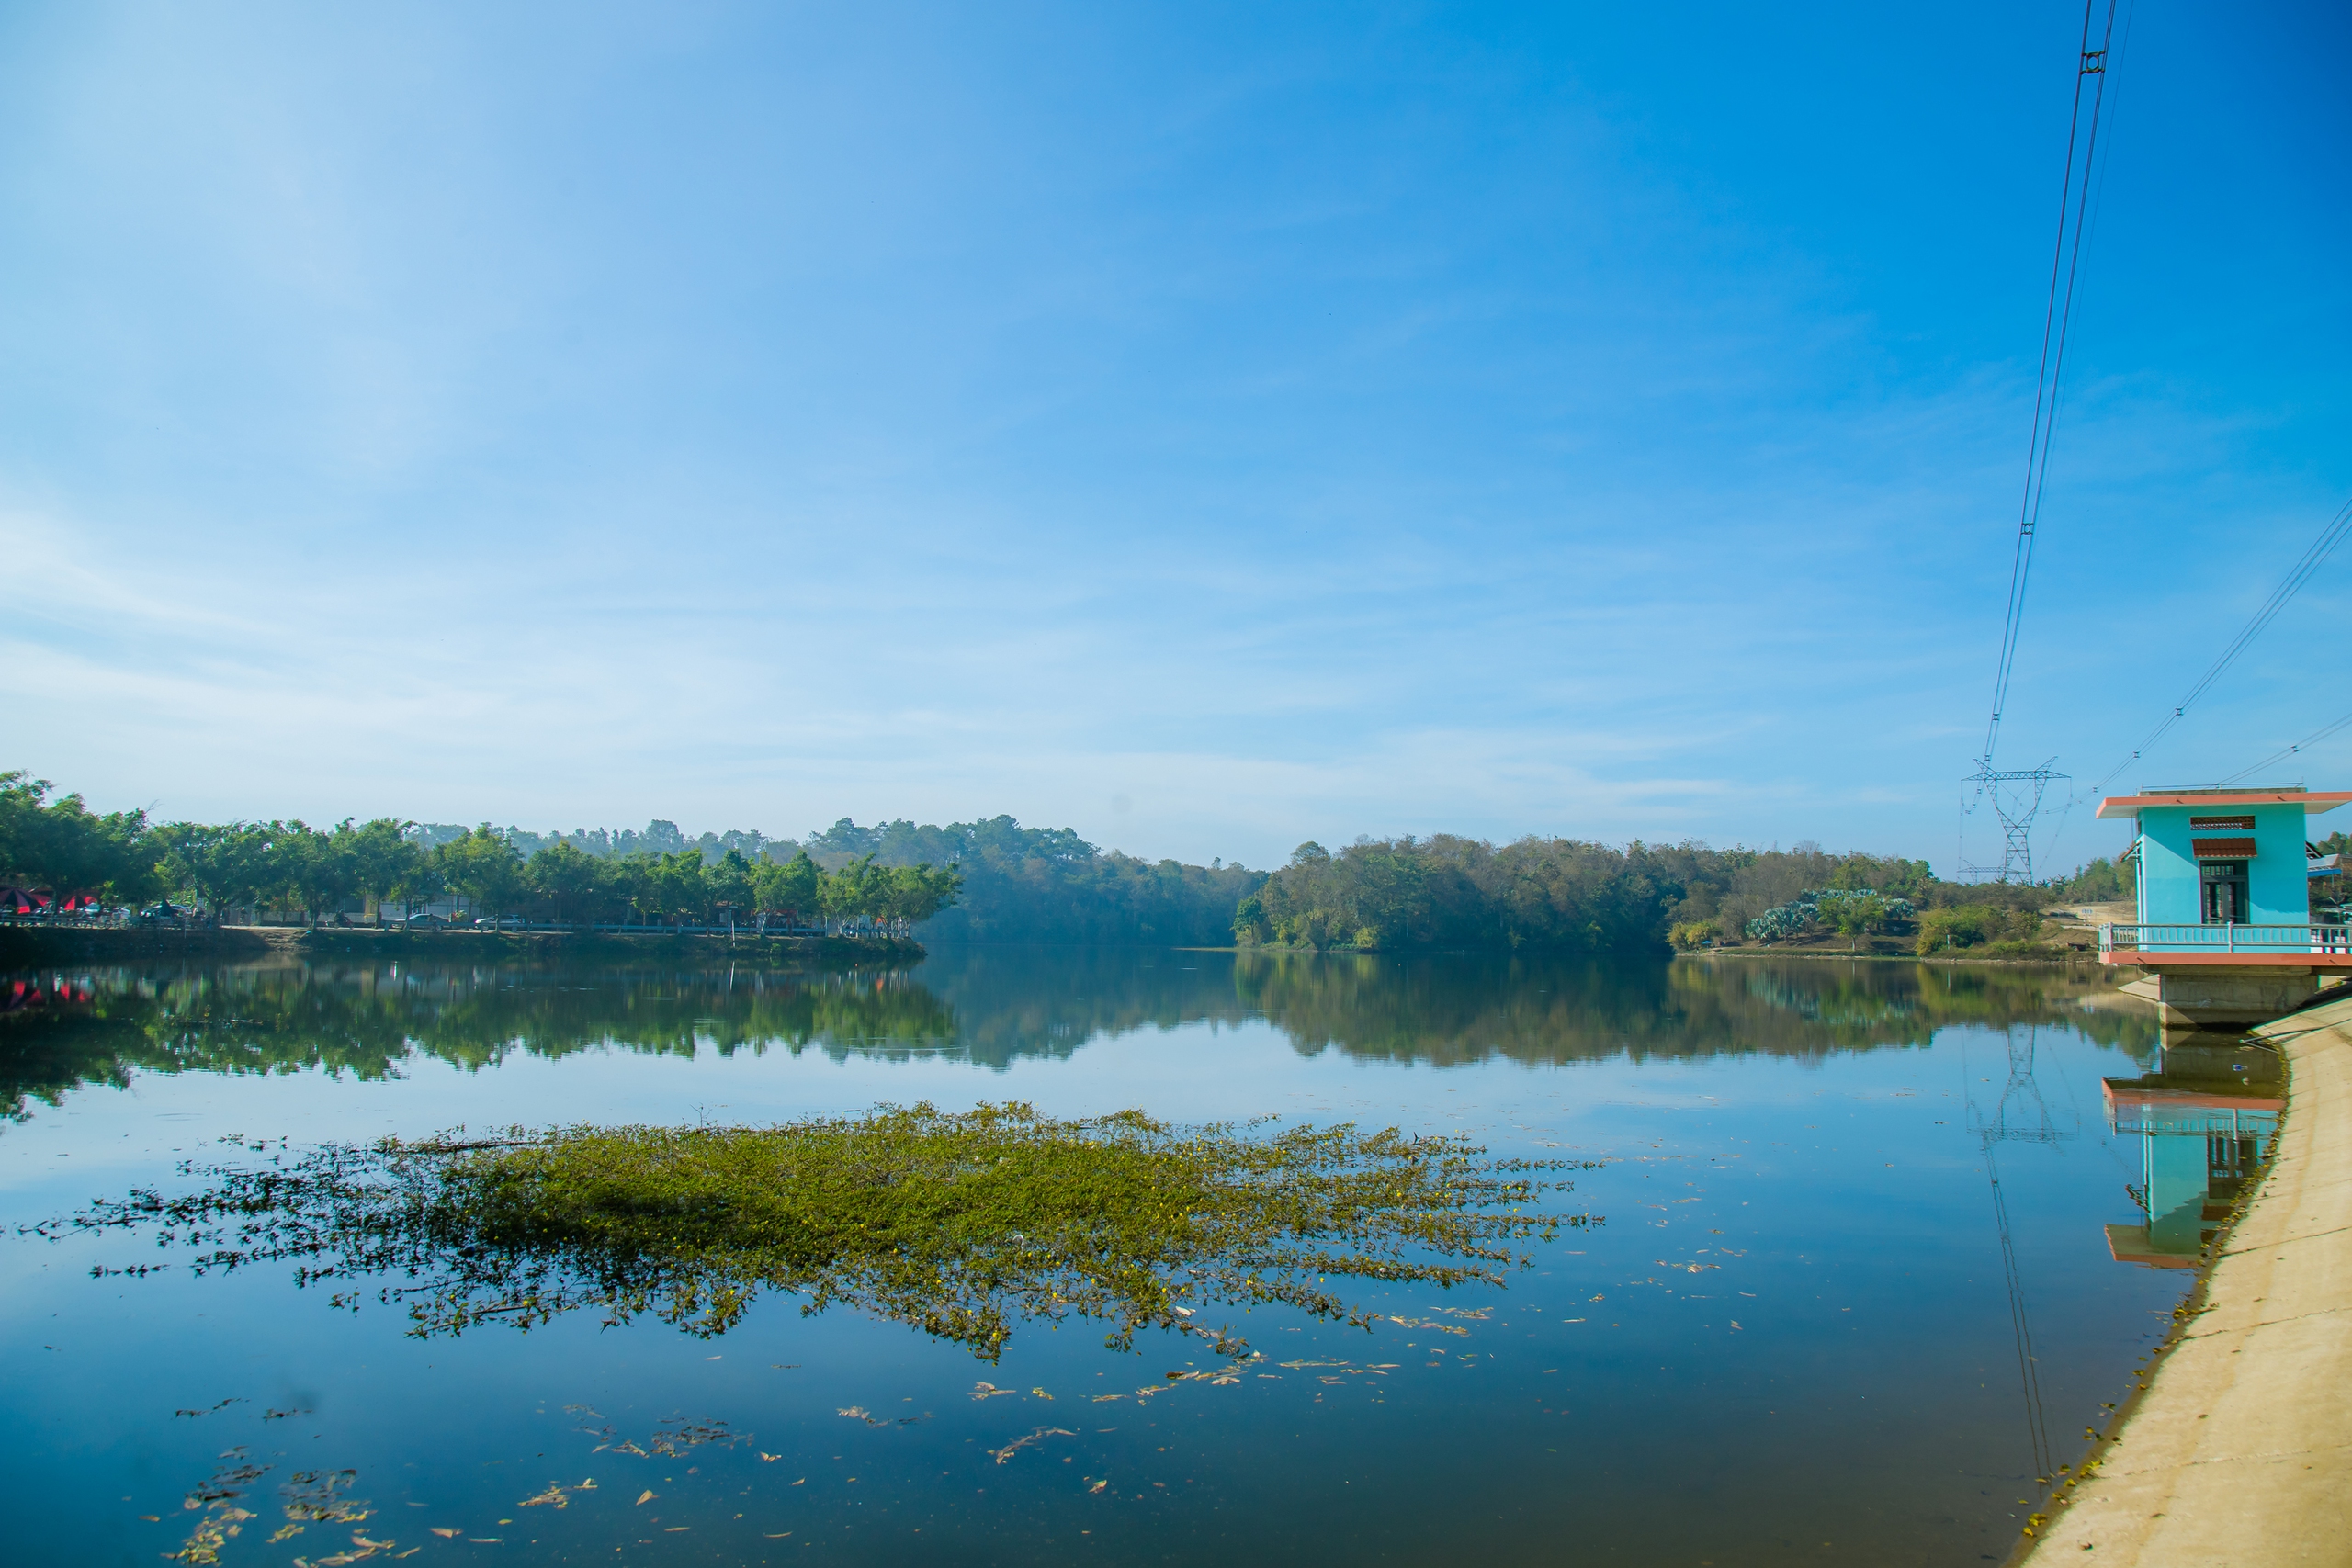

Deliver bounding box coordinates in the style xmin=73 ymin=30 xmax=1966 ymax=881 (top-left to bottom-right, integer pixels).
xmin=0 ymin=2 xmax=2340 ymax=873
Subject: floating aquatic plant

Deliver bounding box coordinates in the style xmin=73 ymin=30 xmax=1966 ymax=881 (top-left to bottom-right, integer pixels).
xmin=51 ymin=1102 xmax=1594 ymax=1360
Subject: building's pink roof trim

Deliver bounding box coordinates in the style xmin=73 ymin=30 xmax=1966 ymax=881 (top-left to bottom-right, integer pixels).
xmin=2095 ymin=791 xmax=2352 ymax=820
xmin=2106 ymin=1224 xmax=2201 ymax=1269
xmin=2100 ymin=950 xmax=2352 ymax=970
xmin=2101 ymin=1082 xmax=2285 ymax=1113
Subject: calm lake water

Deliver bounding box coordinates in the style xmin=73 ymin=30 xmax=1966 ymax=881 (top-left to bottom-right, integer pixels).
xmin=1 ymin=948 xmax=2212 ymax=1567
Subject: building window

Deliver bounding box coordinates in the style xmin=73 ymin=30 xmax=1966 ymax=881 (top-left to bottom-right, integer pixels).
xmin=2200 ymin=860 xmax=2250 ymax=924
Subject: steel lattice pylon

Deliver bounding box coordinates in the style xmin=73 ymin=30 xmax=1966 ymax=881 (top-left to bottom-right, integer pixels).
xmin=1968 ymin=1028 xmax=2074 ymax=1502
xmin=1964 ymin=760 xmax=2069 ymax=884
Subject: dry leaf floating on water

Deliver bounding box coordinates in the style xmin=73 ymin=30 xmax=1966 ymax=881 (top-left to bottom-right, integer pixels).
xmin=989 ymin=1427 xmax=1078 ymax=1464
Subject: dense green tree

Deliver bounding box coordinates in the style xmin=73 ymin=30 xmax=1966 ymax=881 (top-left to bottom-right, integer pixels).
xmin=882 ymin=863 xmax=963 ymax=932
xmin=154 ymin=824 xmax=209 ymax=908
xmin=284 ymin=821 xmax=362 ymax=925
xmin=2044 ymin=855 xmax=2133 ymax=904
xmin=1243 ymin=836 xmax=2035 ymax=955
xmin=153 ymin=820 xmax=278 ymax=915
xmin=1 ymin=773 xmax=158 ymax=903
xmin=389 ymin=846 xmax=447 ymax=919
xmin=707 ymin=849 xmax=754 ymax=922
xmin=752 ymin=850 xmax=822 ymax=920
xmin=804 ymin=816 xmax=1261 ymax=945
xmin=434 ymin=826 xmax=525 ymax=919
xmin=636 ymin=850 xmax=707 ymax=925
xmin=666 ymin=849 xmax=712 ymax=923
xmin=526 ymin=840 xmax=605 ymax=922
xmin=9 ymin=767 xmax=2072 ymax=950
xmin=345 ymin=818 xmax=423 ymax=917
xmin=1232 ymin=893 xmax=1270 ymax=944
xmin=1828 ymin=893 xmax=1890 ymax=953
xmin=820 ymin=854 xmax=884 ymax=928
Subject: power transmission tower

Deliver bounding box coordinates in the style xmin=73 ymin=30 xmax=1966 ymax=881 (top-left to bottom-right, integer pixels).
xmin=1967 ymin=4 xmax=2117 ymax=883
xmin=1975 ymin=1028 xmax=2069 ymax=1152
xmin=1963 ymin=759 xmax=2069 ymax=883
xmin=1969 ymin=1029 xmax=2073 ymax=1495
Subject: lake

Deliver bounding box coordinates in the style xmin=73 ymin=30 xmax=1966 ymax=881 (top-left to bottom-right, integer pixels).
xmin=0 ymin=947 xmax=2221 ymax=1566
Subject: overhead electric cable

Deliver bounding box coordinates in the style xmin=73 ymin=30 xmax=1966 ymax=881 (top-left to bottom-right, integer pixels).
xmin=2216 ymin=705 xmax=2352 ymax=788
xmin=2078 ymin=492 xmax=2352 ymax=798
xmin=1980 ymin=0 xmax=2122 ymax=773
xmin=1964 ymin=0 xmax=2122 ymax=883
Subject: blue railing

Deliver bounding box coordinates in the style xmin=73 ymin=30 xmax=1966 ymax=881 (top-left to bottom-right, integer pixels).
xmin=2106 ymin=1100 xmax=2280 ymax=1138
xmin=2100 ymin=923 xmax=2352 ymax=955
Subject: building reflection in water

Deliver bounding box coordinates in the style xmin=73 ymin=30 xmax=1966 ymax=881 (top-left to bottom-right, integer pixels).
xmin=2102 ymin=1036 xmax=2282 ymax=1268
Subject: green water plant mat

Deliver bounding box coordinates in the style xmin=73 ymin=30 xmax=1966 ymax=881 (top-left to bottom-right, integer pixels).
xmin=53 ymin=1102 xmax=1595 ymax=1360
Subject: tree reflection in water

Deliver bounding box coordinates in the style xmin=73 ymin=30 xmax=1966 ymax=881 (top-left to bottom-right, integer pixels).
xmin=0 ymin=951 xmax=2157 ymax=1124
xmin=1231 ymin=950 xmax=2159 ymax=1066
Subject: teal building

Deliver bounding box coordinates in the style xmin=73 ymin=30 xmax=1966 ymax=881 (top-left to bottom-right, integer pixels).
xmin=2098 ymin=785 xmax=2352 ymax=1025
xmin=2102 ymin=1036 xmax=2280 ymax=1268
xmin=2131 ymin=791 xmax=2319 ymax=927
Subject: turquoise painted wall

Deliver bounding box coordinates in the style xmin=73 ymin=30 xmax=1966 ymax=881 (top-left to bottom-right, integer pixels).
xmin=2142 ymin=1133 xmax=2211 ymax=1255
xmin=2134 ymin=803 xmax=2309 ymax=925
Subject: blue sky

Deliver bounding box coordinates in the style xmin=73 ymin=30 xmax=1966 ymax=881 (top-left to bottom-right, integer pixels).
xmin=3 ymin=2 xmax=2346 ymax=874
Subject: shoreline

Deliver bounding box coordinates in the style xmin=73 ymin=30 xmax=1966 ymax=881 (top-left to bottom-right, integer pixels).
xmin=0 ymin=924 xmax=922 ymax=970
xmin=2013 ymin=989 xmax=2352 ymax=1563
xmin=1221 ymin=943 xmax=2109 ymax=969
xmin=1696 ymin=945 xmax=2101 ymax=967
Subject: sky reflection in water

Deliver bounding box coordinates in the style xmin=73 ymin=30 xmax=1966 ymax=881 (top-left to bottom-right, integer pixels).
xmin=1 ymin=949 xmax=2201 ymax=1567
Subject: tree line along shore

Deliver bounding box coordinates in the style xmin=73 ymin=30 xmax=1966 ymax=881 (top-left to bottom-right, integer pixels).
xmin=5 ymin=768 xmax=2169 ymax=954
xmin=0 ymin=776 xmax=956 ymax=934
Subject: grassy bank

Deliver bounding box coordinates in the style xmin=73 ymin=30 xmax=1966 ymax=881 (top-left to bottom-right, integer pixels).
xmin=290 ymin=927 xmax=920 ymax=965
xmin=0 ymin=924 xmax=280 ymax=968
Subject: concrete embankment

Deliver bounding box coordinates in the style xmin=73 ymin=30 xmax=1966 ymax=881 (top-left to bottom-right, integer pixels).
xmin=2018 ymin=991 xmax=2352 ymax=1565
xmin=0 ymin=925 xmax=922 ymax=969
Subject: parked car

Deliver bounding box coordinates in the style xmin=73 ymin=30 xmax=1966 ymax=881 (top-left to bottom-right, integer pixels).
xmin=396 ymin=913 xmax=448 ymax=930
xmin=474 ymin=916 xmax=526 ymax=931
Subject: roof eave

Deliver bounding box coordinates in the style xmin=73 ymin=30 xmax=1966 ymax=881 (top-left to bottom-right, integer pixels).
xmin=2095 ymin=791 xmax=2352 ymax=820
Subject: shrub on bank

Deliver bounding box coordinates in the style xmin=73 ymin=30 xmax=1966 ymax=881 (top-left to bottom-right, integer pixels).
xmin=1916 ymin=906 xmax=2045 ymax=955
xmin=1669 ymin=919 xmax=1722 ymax=950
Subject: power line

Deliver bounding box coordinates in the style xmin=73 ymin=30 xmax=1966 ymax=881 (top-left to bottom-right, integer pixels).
xmin=2218 ymin=704 xmax=2352 ymax=788
xmin=1980 ymin=0 xmax=2122 ymax=774
xmin=1965 ymin=1 xmax=2123 ymax=884
xmin=1968 ymin=1030 xmax=2066 ymax=1496
xmin=2037 ymin=490 xmax=2352 ymax=874
xmin=2078 ymin=492 xmax=2352 ymax=798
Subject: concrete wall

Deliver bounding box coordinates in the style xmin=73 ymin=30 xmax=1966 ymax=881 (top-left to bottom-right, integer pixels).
xmin=2150 ymin=968 xmax=2317 ymax=1027
xmin=2135 ymin=803 xmax=2309 ymax=925
xmin=2019 ymin=991 xmax=2352 ymax=1563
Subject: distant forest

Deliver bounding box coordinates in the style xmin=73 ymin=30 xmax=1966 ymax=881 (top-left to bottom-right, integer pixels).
xmin=5 ymin=767 xmax=2139 ymax=951
xmin=1236 ymin=835 xmax=2120 ymax=954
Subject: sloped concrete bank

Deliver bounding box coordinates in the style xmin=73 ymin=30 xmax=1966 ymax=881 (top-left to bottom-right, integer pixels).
xmin=2018 ymin=991 xmax=2352 ymax=1565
